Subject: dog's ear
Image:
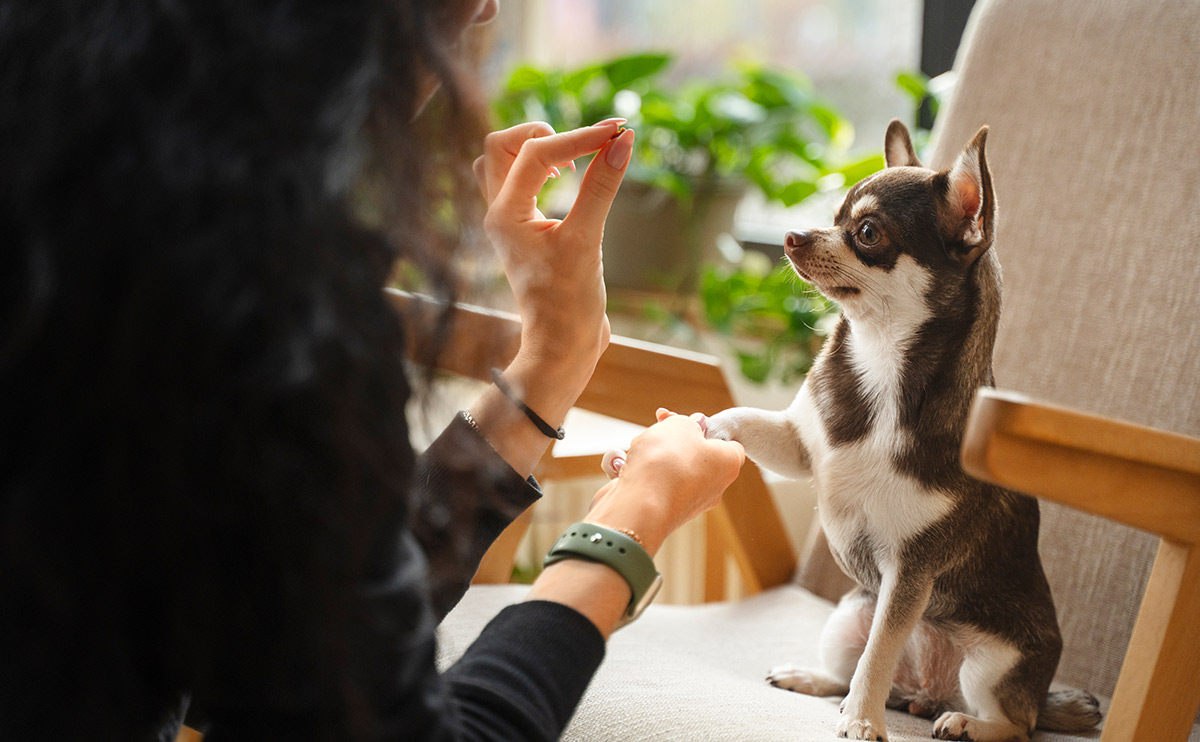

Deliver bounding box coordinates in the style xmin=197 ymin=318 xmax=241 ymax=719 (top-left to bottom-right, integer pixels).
xmin=938 ymin=125 xmax=994 ymax=265
xmin=884 ymin=119 xmax=922 ymax=168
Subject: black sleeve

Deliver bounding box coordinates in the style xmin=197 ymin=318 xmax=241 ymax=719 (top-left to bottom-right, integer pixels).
xmin=410 ymin=414 xmax=542 ymax=619
xmin=440 ymin=601 xmax=606 ymax=741
xmin=202 ymin=536 xmax=606 ymax=742
xmin=200 ymin=418 xmax=594 ymax=741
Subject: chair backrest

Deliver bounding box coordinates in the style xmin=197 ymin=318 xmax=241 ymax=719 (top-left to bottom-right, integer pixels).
xmin=926 ymin=0 xmax=1200 ymax=698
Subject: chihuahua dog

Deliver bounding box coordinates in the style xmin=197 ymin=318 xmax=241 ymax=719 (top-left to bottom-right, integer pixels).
xmin=705 ymin=121 xmax=1101 ymax=741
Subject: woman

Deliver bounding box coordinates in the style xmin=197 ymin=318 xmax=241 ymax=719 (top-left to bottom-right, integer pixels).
xmin=0 ymin=0 xmax=746 ymax=740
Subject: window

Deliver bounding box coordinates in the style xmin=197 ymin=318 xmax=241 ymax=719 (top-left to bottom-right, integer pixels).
xmin=484 ymin=0 xmax=921 ymax=157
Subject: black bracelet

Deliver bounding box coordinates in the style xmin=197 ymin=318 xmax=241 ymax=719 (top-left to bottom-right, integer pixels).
xmin=490 ymin=368 xmax=566 ymax=440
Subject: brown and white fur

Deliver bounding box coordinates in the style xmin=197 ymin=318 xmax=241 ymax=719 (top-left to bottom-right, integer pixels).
xmin=705 ymin=121 xmax=1101 ymax=741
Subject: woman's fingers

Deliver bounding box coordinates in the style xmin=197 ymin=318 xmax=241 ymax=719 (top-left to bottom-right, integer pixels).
xmin=716 ymin=437 xmax=747 ymax=471
xmin=489 ymin=123 xmax=625 ymax=222
xmin=480 ymin=122 xmax=556 ymax=205
xmin=601 ymin=448 xmax=626 ymax=480
xmin=472 ymin=155 xmax=488 ymax=200
xmin=562 ymin=128 xmax=633 ymax=238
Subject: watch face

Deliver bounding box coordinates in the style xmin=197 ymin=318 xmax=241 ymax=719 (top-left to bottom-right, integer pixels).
xmin=616 ymin=574 xmax=663 ymax=630
xmin=633 ymin=574 xmax=664 ymax=617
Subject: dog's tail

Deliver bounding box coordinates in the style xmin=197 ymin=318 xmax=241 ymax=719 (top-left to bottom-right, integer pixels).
xmin=1037 ymin=689 xmax=1103 ymax=732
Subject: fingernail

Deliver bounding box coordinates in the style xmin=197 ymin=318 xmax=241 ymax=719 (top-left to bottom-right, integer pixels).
xmin=592 ymin=117 xmax=627 ymax=128
xmin=612 ymin=457 xmax=625 ymax=474
xmin=567 ymin=159 xmax=577 ymax=173
xmin=605 ymin=128 xmax=633 ymax=168
xmin=548 ymin=166 xmax=561 ymax=179
xmin=692 ymin=413 xmax=708 ymax=436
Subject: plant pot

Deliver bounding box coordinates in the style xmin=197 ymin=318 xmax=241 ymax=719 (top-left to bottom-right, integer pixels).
xmin=602 ymin=179 xmax=746 ymax=293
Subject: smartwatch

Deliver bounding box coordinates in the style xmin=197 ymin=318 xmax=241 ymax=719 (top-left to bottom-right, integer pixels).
xmin=543 ymin=522 xmax=663 ymax=629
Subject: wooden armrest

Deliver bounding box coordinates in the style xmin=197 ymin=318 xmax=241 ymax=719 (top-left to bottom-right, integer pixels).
xmin=962 ymin=388 xmax=1200 ymax=543
xmin=965 ymin=388 xmax=1200 ymax=740
xmin=388 ymin=289 xmax=796 ymax=596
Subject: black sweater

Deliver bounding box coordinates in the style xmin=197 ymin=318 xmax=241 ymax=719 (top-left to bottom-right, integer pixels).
xmin=180 ymin=413 xmax=609 ymax=734
xmin=179 ymin=414 xmax=607 ymax=741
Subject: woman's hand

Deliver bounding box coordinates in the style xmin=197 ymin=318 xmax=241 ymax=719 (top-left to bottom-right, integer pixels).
xmin=473 ymin=120 xmax=634 ymax=393
xmin=586 ymin=409 xmax=747 ymax=556
xmin=465 ymin=120 xmax=634 ymax=479
xmin=527 ymin=409 xmax=744 ymax=637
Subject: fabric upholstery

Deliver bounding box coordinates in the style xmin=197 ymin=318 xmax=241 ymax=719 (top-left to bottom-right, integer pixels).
xmin=926 ymin=0 xmax=1200 ymax=698
xmin=440 ymin=586 xmax=1200 ymax=741
xmin=435 ymin=0 xmax=1200 ymax=737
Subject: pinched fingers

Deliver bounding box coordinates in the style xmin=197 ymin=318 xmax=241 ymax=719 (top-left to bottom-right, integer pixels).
xmin=601 ymin=448 xmax=626 ymax=479
xmin=478 ymin=122 xmax=555 ymax=204
xmin=712 ymin=436 xmax=747 ymax=475
xmin=488 ymin=122 xmax=625 ymax=224
xmin=654 ymin=408 xmax=710 ymax=434
xmin=563 ymin=127 xmax=634 ymax=238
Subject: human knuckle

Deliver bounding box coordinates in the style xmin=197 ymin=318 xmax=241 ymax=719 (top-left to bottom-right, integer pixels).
xmin=583 ymin=174 xmax=620 ymax=202
xmin=483 ymin=130 xmax=506 ymax=153
xmin=528 ymin=121 xmax=555 ymax=138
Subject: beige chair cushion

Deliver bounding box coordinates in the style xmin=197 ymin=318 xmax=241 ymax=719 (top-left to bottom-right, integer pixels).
xmin=926 ymin=0 xmax=1200 ymax=698
xmin=436 ymin=0 xmax=1200 ymax=737
xmin=439 ymin=585 xmax=1200 ymax=740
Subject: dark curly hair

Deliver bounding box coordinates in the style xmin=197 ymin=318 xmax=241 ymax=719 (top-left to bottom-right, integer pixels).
xmin=0 ymin=0 xmax=487 ymax=738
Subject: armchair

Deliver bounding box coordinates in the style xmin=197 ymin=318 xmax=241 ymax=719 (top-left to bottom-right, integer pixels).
xmin=437 ymin=0 xmax=1200 ymax=739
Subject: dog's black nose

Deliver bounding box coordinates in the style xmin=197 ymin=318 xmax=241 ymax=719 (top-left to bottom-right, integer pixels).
xmin=784 ymin=230 xmax=811 ymax=257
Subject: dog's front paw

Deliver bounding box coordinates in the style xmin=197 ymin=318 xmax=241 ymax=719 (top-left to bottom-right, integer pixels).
xmin=766 ymin=664 xmax=848 ymax=697
xmin=704 ymin=409 xmax=739 ymax=442
xmin=836 ymin=716 xmax=887 ymax=741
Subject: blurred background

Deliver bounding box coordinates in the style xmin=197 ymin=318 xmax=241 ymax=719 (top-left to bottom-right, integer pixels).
xmin=482 ymin=0 xmax=920 ymax=157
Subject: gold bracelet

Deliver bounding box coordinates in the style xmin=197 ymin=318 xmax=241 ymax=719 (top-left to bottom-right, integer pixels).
xmin=590 ymin=522 xmax=644 ymax=547
xmin=460 ymin=409 xmax=481 ymax=432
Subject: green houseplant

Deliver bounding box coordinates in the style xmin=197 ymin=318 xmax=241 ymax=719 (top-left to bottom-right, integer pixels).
xmin=493 ymin=53 xmax=881 ymax=292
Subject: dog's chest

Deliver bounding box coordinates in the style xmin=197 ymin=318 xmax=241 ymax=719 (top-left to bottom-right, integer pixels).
xmin=794 ymin=327 xmax=954 ymax=575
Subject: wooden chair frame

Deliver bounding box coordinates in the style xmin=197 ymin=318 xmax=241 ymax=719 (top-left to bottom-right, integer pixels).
xmin=390 ymin=289 xmax=798 ymax=599
xmin=963 ymin=388 xmax=1200 ymax=741
xmin=177 ymin=307 xmax=1199 ymax=742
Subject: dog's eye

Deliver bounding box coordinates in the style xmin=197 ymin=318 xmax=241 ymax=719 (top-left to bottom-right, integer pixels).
xmin=857 ymin=220 xmax=881 ymax=247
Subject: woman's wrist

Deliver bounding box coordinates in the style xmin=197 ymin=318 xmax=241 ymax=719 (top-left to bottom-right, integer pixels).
xmin=462 ymin=340 xmax=601 ymax=479
xmin=527 ymin=558 xmax=632 ymax=639
xmin=582 ymin=481 xmax=673 ymax=558
xmin=513 ymin=329 xmax=605 ymax=392
xmin=502 ymin=343 xmax=599 ymax=426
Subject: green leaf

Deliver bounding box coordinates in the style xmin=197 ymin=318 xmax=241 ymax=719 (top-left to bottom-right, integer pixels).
xmin=737 ymin=351 xmax=771 ymax=384
xmin=831 ymin=153 xmax=886 ymax=185
xmin=602 ymin=53 xmax=671 ymax=90
xmin=895 ymin=71 xmax=930 ymax=103
xmin=505 ymin=65 xmax=547 ymax=93
xmin=777 ymin=180 xmax=818 ymax=207
xmin=562 ymin=65 xmax=603 ymax=95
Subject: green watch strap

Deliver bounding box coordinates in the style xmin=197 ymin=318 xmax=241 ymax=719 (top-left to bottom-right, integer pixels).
xmin=543 ymin=522 xmax=662 ymax=623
